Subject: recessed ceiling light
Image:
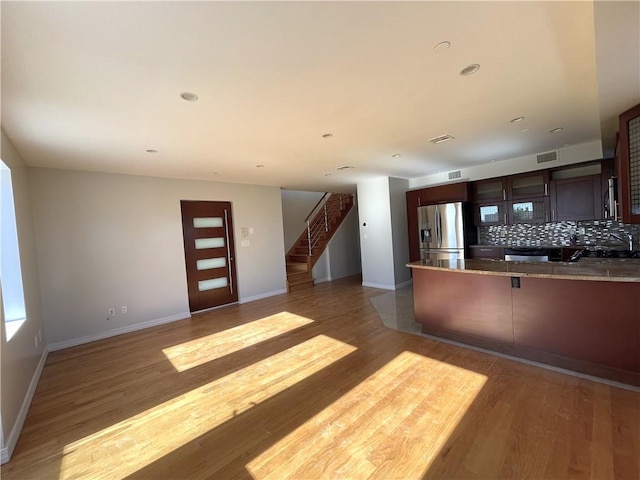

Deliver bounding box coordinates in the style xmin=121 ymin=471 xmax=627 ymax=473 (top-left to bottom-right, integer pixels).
xmin=521 ymin=128 xmax=531 ymax=133
xmin=336 ymin=165 xmax=354 ymax=171
xmin=324 ymin=173 xmax=332 ymax=177
xmin=510 ymin=116 xmax=525 ymax=123
xmin=179 ymin=92 xmax=198 ymax=102
xmin=433 ymin=41 xmax=451 ymax=53
xmin=459 ymin=64 xmax=480 ymax=76
xmin=256 ymin=164 xmax=265 ymax=168
xmin=550 ymin=127 xmax=563 ymax=133
xmin=428 ymin=134 xmax=455 ymax=144
xmin=146 ymin=149 xmax=158 ymax=153
xmin=392 ymin=153 xmax=401 ymax=158
xmin=322 ymin=133 xmax=333 ymax=138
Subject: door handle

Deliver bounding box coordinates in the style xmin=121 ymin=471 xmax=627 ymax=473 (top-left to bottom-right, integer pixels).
xmin=224 ymin=209 xmax=233 ymax=295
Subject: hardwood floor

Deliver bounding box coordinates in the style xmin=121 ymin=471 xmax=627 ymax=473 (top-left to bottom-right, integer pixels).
xmin=2 ymin=275 xmax=639 ymax=479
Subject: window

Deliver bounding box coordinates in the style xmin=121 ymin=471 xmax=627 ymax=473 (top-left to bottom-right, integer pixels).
xmin=1 ymin=159 xmax=26 ymax=340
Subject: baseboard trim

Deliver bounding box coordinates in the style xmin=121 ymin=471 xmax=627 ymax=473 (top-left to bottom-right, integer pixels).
xmin=47 ymin=312 xmax=191 ymax=352
xmin=239 ymin=289 xmax=286 ymax=304
xmin=395 ymin=279 xmax=413 ymax=289
xmin=361 ymin=281 xmax=396 ymax=290
xmin=313 ymin=276 xmax=331 ymax=284
xmin=1 ymin=348 xmax=48 ymax=465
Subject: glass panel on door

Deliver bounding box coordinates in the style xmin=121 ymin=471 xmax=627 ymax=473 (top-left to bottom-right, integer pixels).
xmin=194 ymin=237 xmax=225 ymax=249
xmin=193 ymin=217 xmax=223 ymax=228
xmin=196 ymin=257 xmax=227 ymax=270
xmin=198 ymin=278 xmax=229 ymax=291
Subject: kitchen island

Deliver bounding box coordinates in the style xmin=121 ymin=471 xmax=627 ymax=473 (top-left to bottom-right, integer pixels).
xmin=408 ymin=258 xmax=640 ymax=386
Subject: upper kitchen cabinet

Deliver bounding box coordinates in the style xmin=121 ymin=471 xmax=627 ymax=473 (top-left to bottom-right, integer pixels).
xmin=507 ymin=171 xmax=550 ymax=200
xmin=617 ymin=102 xmax=640 ymax=224
xmin=473 ymin=178 xmax=507 ymax=202
xmin=549 ymin=175 xmax=602 ymax=221
xmin=508 ymin=197 xmax=550 ymax=224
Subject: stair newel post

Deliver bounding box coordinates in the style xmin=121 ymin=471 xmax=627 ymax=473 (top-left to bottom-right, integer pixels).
xmin=307 ymin=219 xmax=312 ymax=256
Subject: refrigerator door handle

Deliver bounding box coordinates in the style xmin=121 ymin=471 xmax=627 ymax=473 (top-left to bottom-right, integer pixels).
xmin=435 ymin=205 xmax=441 ymax=248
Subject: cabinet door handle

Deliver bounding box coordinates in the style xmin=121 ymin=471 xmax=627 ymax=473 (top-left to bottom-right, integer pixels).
xmin=544 ymin=183 xmax=548 ymax=196
xmin=504 ymin=213 xmax=507 ymax=224
xmin=552 ymin=209 xmax=556 ymax=221
xmin=503 ymin=189 xmax=506 ymax=201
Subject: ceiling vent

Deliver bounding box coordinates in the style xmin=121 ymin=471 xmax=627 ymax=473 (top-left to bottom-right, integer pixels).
xmin=428 ymin=134 xmax=455 ymax=144
xmin=448 ymin=170 xmax=462 ymax=180
xmin=536 ymin=150 xmax=558 ymax=164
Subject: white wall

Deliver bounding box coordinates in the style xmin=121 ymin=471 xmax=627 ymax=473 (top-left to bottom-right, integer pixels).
xmin=325 ymin=207 xmax=361 ymax=281
xmin=357 ymin=177 xmax=396 ymax=289
xmin=389 ymin=177 xmax=411 ymax=286
xmin=0 ymin=132 xmax=46 ymax=463
xmin=28 ymin=168 xmax=287 ymax=348
xmin=409 ymin=140 xmax=603 ymax=189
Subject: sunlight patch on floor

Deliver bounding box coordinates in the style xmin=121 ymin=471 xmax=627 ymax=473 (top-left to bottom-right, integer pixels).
xmin=246 ymin=351 xmax=487 ymax=480
xmin=60 ymin=334 xmax=356 ymax=479
xmin=162 ymin=311 xmax=314 ymax=371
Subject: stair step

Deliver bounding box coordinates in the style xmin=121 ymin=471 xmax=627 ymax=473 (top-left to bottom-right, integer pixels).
xmin=287 ymin=278 xmax=314 ymax=292
xmin=286 ymin=262 xmax=309 ymax=273
xmin=287 ymin=270 xmax=311 ymax=281
xmin=287 ymin=254 xmax=310 ymax=263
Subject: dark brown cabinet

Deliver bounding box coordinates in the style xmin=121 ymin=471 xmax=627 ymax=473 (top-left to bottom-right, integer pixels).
xmin=469 ymin=245 xmax=504 ymax=260
xmin=549 ymin=175 xmax=602 ymax=221
xmin=412 ymin=266 xmax=640 ymax=385
xmin=508 ymin=197 xmax=550 ymax=224
xmin=617 ymin=102 xmax=640 ymax=224
xmin=473 ymin=178 xmax=506 ymax=202
xmin=507 ymin=170 xmax=549 ymax=200
xmin=474 ymin=201 xmax=506 ymax=226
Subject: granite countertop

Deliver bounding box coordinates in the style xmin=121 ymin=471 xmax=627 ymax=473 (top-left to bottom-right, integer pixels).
xmin=407 ymin=258 xmax=640 ymax=283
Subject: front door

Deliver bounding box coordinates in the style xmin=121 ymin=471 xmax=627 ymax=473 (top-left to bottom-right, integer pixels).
xmin=180 ymin=200 xmax=238 ymax=312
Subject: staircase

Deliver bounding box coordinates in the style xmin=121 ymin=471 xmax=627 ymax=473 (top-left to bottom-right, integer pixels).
xmin=286 ymin=193 xmax=354 ymax=292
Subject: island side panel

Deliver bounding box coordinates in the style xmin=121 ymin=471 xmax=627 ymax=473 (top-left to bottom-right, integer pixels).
xmin=412 ymin=268 xmax=513 ymax=344
xmin=512 ymin=277 xmax=640 ymax=373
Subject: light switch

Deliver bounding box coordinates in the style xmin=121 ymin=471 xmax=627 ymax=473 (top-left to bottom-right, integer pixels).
xmin=240 ymin=227 xmax=249 ymax=238
xmin=241 ymin=240 xmax=250 ymax=247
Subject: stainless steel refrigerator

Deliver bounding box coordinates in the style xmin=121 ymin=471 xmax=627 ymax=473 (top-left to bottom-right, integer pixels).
xmin=417 ymin=202 xmax=466 ymax=261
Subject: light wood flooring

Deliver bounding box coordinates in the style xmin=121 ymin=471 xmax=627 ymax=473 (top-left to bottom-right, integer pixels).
xmin=2 ymin=275 xmax=639 ymax=479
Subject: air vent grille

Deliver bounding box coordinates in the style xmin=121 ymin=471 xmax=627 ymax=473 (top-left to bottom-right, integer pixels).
xmin=536 ymin=151 xmax=558 ymax=164
xmin=448 ymin=170 xmax=462 ymax=180
xmin=428 ymin=134 xmax=455 ymax=144
xmin=335 ymin=165 xmax=354 ymax=171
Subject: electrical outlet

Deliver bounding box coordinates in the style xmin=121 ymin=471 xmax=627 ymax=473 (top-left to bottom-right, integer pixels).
xmin=108 ymin=307 xmax=116 ymax=317
xmin=121 ymin=305 xmax=128 ymax=314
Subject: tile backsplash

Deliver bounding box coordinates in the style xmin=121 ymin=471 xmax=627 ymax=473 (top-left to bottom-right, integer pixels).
xmin=478 ymin=220 xmax=640 ymax=248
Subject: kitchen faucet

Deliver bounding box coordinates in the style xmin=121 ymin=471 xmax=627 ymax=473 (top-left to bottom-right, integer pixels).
xmin=609 ymin=232 xmax=634 ymax=251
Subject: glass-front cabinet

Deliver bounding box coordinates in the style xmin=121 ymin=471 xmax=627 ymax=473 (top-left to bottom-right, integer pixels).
xmin=475 ymin=201 xmax=506 ymax=226
xmin=474 ymin=178 xmax=506 ymax=202
xmin=618 ymin=102 xmax=640 ymax=224
xmin=508 ymin=198 xmax=549 ymax=224
xmin=507 ymin=171 xmax=550 ymax=200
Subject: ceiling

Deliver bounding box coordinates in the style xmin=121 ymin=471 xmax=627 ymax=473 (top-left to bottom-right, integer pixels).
xmin=2 ymin=1 xmax=639 ymax=192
